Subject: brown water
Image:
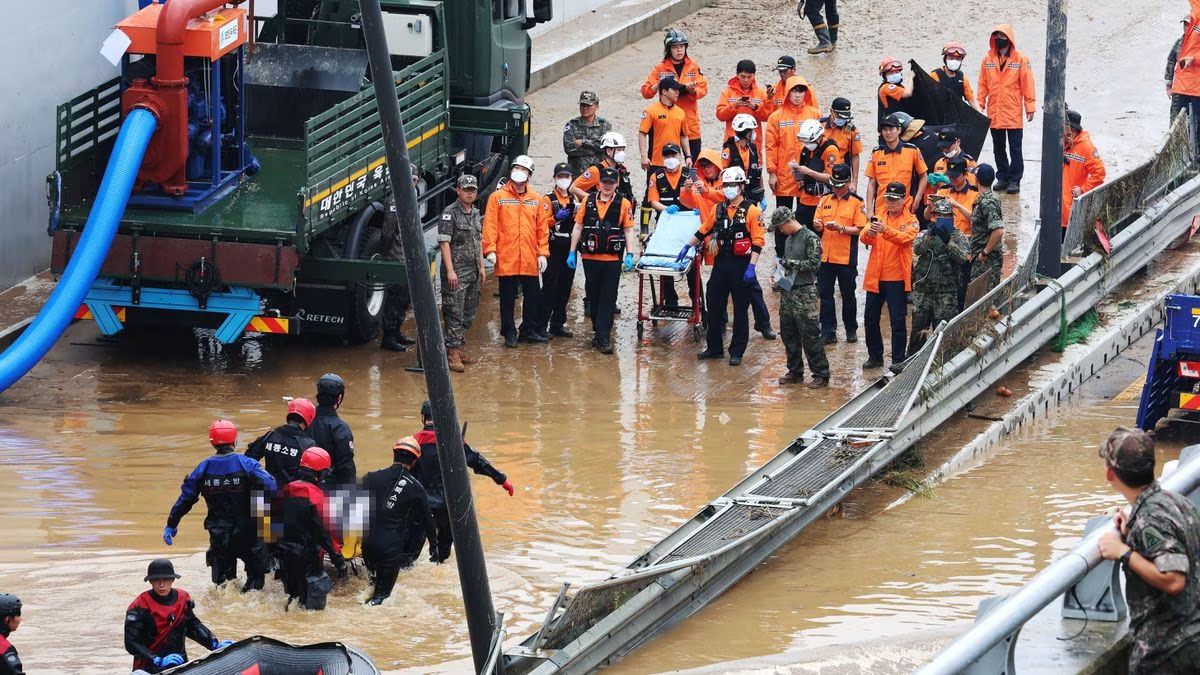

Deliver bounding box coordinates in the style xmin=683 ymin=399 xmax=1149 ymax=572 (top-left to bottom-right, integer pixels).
xmin=0 ymin=0 xmax=1185 ymax=672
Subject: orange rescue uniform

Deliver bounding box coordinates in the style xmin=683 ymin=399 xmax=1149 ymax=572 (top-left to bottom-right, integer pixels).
xmin=715 ymin=76 xmax=769 ymax=150
xmin=679 ymin=149 xmax=726 ymax=213
xmin=1173 ymin=1 xmax=1200 ymax=96
xmin=765 ymin=75 xmax=821 ymax=198
xmin=639 ymin=100 xmax=689 ymax=166
xmin=862 ymin=208 xmax=918 ymax=292
xmin=696 ymin=200 xmax=767 ymax=254
xmin=798 ymin=141 xmax=842 ymax=208
xmin=1061 ymin=130 xmax=1106 ymax=227
xmin=482 ymin=181 xmax=551 ymax=277
xmin=574 ymin=194 xmax=635 ymax=262
xmin=865 ymin=142 xmax=928 ymax=214
xmin=640 ymin=57 xmax=709 ymax=140
xmin=977 ymin=24 xmax=1037 ymax=130
xmin=824 ymin=119 xmax=863 ymax=167
xmin=815 ymin=190 xmax=868 ymax=265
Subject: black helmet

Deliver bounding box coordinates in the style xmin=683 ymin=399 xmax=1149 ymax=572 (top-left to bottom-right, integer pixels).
xmin=420 ymin=399 xmax=433 ymax=419
xmin=144 ymin=558 xmax=181 ymax=581
xmin=663 ymin=27 xmax=688 ymax=57
xmin=316 ymin=373 xmax=345 ymax=398
xmin=0 ymin=593 xmax=20 ymax=617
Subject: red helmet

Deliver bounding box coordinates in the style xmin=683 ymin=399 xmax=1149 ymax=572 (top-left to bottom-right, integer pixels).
xmin=878 ymin=56 xmax=903 ymax=73
xmin=300 ymin=447 xmax=331 ymax=472
xmin=942 ymin=41 xmax=966 ymax=58
xmin=209 ymin=419 xmax=238 ymax=447
xmin=287 ymin=397 xmax=316 ymax=428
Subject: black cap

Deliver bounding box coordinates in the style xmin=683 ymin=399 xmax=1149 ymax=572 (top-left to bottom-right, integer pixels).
xmin=661 ymin=142 xmax=682 ymax=156
xmin=936 ymin=128 xmax=960 ymax=149
xmin=658 ymin=77 xmax=684 ymax=92
xmin=0 ymin=593 xmax=20 ymax=617
xmin=884 ymin=182 xmax=907 ymax=199
xmin=1066 ymin=109 xmax=1083 ymax=131
xmin=420 ymin=399 xmax=432 ymax=418
xmin=831 ymin=97 xmax=852 ymax=117
xmin=736 ymin=59 xmax=756 ymax=74
xmin=829 ymin=163 xmax=852 ymax=186
xmin=775 ymin=55 xmax=796 ymax=71
xmin=974 ymin=163 xmax=996 ymax=187
xmin=598 ymin=167 xmax=620 ymax=183
xmin=145 ymin=558 xmax=181 ymax=581
xmin=553 ymin=162 xmax=572 ymax=177
xmin=316 ymin=373 xmax=344 ymax=397
xmin=946 ymin=156 xmax=969 ymax=176
xmin=880 ymin=113 xmax=904 ymax=130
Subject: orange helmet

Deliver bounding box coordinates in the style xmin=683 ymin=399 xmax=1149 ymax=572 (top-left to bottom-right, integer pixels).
xmin=878 ymin=57 xmax=903 ymax=73
xmin=393 ymin=435 xmax=421 ymax=460
xmin=300 ymin=447 xmax=331 ymax=472
xmin=287 ymin=397 xmax=317 ymax=428
xmin=208 ymin=419 xmax=238 ymax=447
xmin=942 ymin=41 xmax=966 ymax=57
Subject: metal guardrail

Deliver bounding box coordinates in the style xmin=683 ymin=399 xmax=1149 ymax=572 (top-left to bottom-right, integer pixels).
xmin=918 ymin=447 xmax=1200 ymax=675
xmin=502 ymin=114 xmax=1200 ymax=675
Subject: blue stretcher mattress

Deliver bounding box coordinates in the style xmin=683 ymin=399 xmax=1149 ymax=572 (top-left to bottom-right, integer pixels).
xmin=636 ymin=211 xmax=699 ymax=273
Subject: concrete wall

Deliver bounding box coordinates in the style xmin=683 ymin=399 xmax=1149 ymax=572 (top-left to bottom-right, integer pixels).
xmin=0 ymin=1 xmax=136 ymax=289
xmin=527 ymin=0 xmax=612 ymax=37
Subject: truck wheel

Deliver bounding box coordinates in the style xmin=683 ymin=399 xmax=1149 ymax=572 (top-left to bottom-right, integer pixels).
xmin=476 ymin=153 xmax=509 ymax=208
xmin=347 ymin=227 xmax=386 ymax=344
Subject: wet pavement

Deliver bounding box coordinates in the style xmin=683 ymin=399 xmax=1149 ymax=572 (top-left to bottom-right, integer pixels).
xmin=0 ymin=0 xmax=1191 ymax=672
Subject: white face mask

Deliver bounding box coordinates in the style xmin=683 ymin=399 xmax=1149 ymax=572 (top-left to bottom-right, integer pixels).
xmin=722 ymin=186 xmax=740 ymax=200
xmin=803 ymin=141 xmax=818 ymax=151
xmin=663 ymin=157 xmax=681 ymax=171
xmin=510 ymin=168 xmax=529 ymax=184
xmin=555 ymin=177 xmax=571 ymax=190
xmin=612 ymin=150 xmax=627 ymax=164
xmin=946 ymin=59 xmax=962 ymax=72
xmin=886 ymin=73 xmax=903 ymax=85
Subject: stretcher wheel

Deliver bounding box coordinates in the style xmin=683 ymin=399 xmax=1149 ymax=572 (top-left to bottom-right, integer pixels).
xmin=692 ymin=324 xmax=703 ymax=340
xmin=637 ymin=322 xmax=645 ymax=339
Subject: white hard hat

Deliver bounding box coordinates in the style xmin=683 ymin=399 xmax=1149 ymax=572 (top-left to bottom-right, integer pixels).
xmin=512 ymin=155 xmax=535 ymax=172
xmin=600 ymin=132 xmax=627 ymax=149
xmin=797 ymin=119 xmax=823 ymax=143
xmin=720 ymin=166 xmax=748 ymax=184
xmin=731 ymin=113 xmax=758 ymax=133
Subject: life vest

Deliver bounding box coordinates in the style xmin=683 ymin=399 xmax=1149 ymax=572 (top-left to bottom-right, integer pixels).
xmin=129 ymin=589 xmax=191 ymax=669
xmin=722 ymin=137 xmax=763 ymax=200
xmin=580 ymin=193 xmax=628 ymax=255
xmin=713 ymin=201 xmax=753 ymax=257
xmin=651 ymin=169 xmax=683 ymax=207
xmin=799 ymin=139 xmax=838 ymax=196
xmin=935 ymin=66 xmax=965 ymax=101
xmin=546 ymin=191 xmax=574 ymax=242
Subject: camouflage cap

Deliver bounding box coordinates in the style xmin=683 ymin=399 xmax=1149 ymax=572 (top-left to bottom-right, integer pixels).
xmin=932 ymin=198 xmax=954 ymax=215
xmin=770 ymin=206 xmax=796 ymax=229
xmin=579 ymin=90 xmax=599 ymax=105
xmin=1098 ymin=426 xmax=1156 ymax=475
xmin=457 ymin=174 xmax=479 ymax=189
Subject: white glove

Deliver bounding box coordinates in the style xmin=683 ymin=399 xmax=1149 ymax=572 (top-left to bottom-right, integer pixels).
xmin=537 ymin=256 xmax=548 ymax=274
xmin=486 ymin=252 xmax=497 ymax=265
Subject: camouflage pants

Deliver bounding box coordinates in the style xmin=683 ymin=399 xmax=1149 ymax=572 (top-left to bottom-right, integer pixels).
xmin=382 ymin=282 xmax=411 ymax=337
xmin=971 ymin=252 xmax=1002 ymax=288
xmin=908 ymin=289 xmax=958 ymax=354
xmin=1131 ymin=638 xmax=1200 ymax=675
xmin=441 ymin=275 xmax=480 ymax=348
xmin=779 ymin=285 xmax=830 ymax=378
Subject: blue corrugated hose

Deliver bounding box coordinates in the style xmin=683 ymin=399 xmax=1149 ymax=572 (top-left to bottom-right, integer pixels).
xmin=0 ymin=108 xmax=157 ymax=393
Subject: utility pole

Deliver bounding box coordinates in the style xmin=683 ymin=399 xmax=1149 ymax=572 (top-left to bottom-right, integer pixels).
xmin=1037 ymin=0 xmax=1067 ymax=277
xmin=358 ymin=1 xmax=497 ymax=671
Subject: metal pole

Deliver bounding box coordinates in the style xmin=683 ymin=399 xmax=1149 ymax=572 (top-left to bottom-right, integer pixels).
xmin=1037 ymin=0 xmax=1067 ymax=277
xmin=918 ymin=450 xmax=1200 ymax=675
xmin=358 ymin=2 xmax=497 ymax=671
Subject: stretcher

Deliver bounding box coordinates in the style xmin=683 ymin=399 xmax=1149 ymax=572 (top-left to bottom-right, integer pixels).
xmin=635 ymin=210 xmax=704 ymax=339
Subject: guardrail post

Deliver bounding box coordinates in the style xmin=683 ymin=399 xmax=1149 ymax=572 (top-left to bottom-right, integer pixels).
xmin=1061 ymin=515 xmax=1127 ymax=621
xmin=965 ymin=595 xmax=1021 ymax=674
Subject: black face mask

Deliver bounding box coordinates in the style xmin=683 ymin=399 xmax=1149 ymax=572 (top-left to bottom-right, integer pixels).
xmin=994 ymin=37 xmax=1010 ymax=49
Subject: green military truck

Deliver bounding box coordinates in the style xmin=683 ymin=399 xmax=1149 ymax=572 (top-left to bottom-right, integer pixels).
xmin=47 ymin=0 xmax=549 ymax=344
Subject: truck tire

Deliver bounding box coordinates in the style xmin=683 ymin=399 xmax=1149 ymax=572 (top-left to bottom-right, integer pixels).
xmin=476 ymin=153 xmax=509 ymax=210
xmin=347 ymin=227 xmax=387 ymax=344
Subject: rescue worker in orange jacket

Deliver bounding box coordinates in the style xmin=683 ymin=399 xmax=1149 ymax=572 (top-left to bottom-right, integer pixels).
xmin=763 ymin=56 xmax=808 ymax=119
xmin=716 ymin=60 xmax=769 ymax=151
xmin=1173 ymin=1 xmax=1200 ymax=152
xmin=641 ymin=28 xmax=709 ymax=160
xmin=978 ymin=24 xmax=1037 ymax=194
xmin=572 ymin=131 xmax=635 ymax=206
xmin=862 ymin=182 xmax=918 ymax=371
xmin=680 ymin=149 xmax=726 ymax=212
xmin=823 ymin=97 xmax=862 ymax=186
xmin=648 ymin=144 xmax=700 ymax=310
xmin=931 ymin=41 xmax=980 ymax=111
xmin=765 ymin=76 xmax=820 ymax=219
xmin=482 ymin=155 xmax=552 ymax=348
xmin=866 ymin=113 xmax=928 ymax=217
xmin=813 ymin=164 xmax=866 ymax=344
xmin=791 ymin=119 xmax=842 ymax=236
xmin=639 ymin=78 xmax=692 ymax=171
xmin=677 ymin=167 xmax=766 ymax=365
xmin=877 ymin=57 xmax=913 ymax=128
xmin=567 ymin=168 xmax=638 ymax=354
xmin=1062 ymin=109 xmax=1106 ymax=228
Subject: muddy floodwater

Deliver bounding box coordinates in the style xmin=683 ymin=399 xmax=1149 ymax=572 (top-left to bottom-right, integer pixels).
xmin=0 ymin=0 xmax=1188 ymax=672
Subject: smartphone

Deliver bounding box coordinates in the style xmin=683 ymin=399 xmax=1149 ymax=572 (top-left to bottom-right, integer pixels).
xmin=869 ymin=216 xmax=880 ymax=223
xmin=929 ymin=194 xmax=945 ymax=202
xmin=688 ymin=167 xmax=698 ymax=182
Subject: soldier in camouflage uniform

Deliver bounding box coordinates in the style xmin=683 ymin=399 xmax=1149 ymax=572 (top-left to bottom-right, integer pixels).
xmin=968 ymin=164 xmax=1005 ymax=288
xmin=380 ymin=193 xmax=414 ymax=352
xmin=563 ymin=91 xmax=612 ymax=176
xmin=1097 ymin=427 xmax=1200 ymax=673
xmin=773 ymin=208 xmax=829 ymax=388
xmin=908 ymin=199 xmax=969 ymax=354
xmin=439 ymin=174 xmax=485 ymax=372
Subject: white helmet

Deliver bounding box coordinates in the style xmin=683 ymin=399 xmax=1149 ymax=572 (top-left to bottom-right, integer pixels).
xmin=720 ymin=166 xmax=748 ymax=184
xmin=797 ymin=119 xmax=824 ymax=143
xmin=731 ymin=113 xmax=758 ymax=133
xmin=512 ymin=155 xmax=535 ymax=172
xmin=599 ymin=132 xmax=627 ymax=149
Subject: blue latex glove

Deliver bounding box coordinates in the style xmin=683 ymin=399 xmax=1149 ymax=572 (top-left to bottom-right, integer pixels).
xmin=212 ymin=638 xmax=234 ymax=649
xmin=623 ymin=252 xmax=635 ymax=272
xmin=155 ymin=654 xmax=185 ymax=669
xmin=554 ymin=206 xmax=573 ymax=220
xmin=742 ymin=263 xmax=757 ymax=285
xmin=759 ymin=198 xmax=767 ymax=211
xmin=566 ymin=250 xmax=578 ymax=270
xmin=692 ymin=209 xmax=701 ymax=215
xmin=162 ymin=526 xmax=177 ymax=546
xmin=675 ymin=245 xmax=692 ymax=263
xmin=665 ymin=204 xmax=680 ymax=215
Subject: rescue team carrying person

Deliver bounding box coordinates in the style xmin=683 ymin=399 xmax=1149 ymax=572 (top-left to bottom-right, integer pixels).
xmin=978 ymin=24 xmax=1037 ymax=194
xmin=677 ymin=167 xmax=766 ymax=366
xmin=246 ymin=398 xmax=317 ymax=488
xmin=642 ymin=28 xmax=708 ymax=160
xmin=275 ymin=448 xmax=347 ymax=611
xmin=438 ymin=174 xmax=486 ymax=372
xmin=716 ymin=60 xmax=769 ymax=152
xmin=483 ymin=154 xmax=552 ymax=348
xmin=163 ymin=419 xmax=276 ymax=592
xmin=124 ymin=559 xmax=233 ymax=673
xmin=412 ymin=401 xmax=513 ymax=563
xmin=566 ymin=167 xmax=638 ymax=354
xmin=543 ymin=163 xmax=578 ymax=338
xmin=0 ymin=594 xmax=21 ymax=675
xmin=310 ymin=373 xmax=356 ymax=487
xmin=765 ymin=75 xmax=820 ymax=251
xmin=1061 ymin=109 xmax=1106 ymax=229
xmin=359 ymin=436 xmax=438 ymax=607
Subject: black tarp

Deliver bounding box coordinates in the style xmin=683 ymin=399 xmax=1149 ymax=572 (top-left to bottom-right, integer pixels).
xmin=906 ymin=59 xmax=991 ymax=161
